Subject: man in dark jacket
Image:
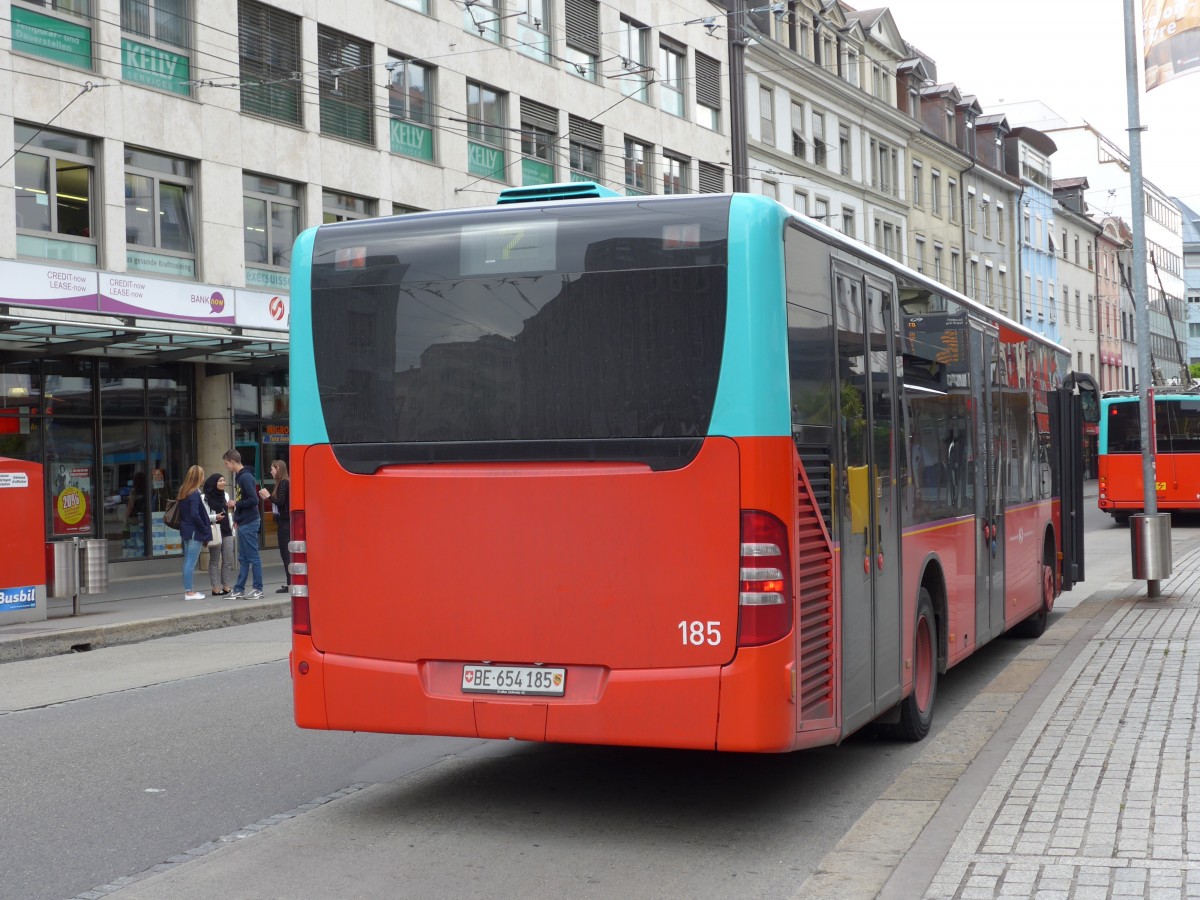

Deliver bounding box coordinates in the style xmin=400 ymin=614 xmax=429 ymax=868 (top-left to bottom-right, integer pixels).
xmin=223 ymin=448 xmax=263 ymax=599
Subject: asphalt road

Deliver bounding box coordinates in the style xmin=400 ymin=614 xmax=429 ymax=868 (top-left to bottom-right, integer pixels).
xmin=2 ymin=506 xmax=1173 ymax=900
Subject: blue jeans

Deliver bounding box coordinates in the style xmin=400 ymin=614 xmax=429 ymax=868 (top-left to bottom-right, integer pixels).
xmin=182 ymin=538 xmax=204 ymax=592
xmin=234 ymin=519 xmax=263 ymax=592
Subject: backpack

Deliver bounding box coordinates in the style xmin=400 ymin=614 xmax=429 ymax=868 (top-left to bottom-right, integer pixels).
xmin=163 ymin=498 xmax=182 ymax=530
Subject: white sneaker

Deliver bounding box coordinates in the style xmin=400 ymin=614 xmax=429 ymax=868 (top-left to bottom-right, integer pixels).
xmin=184 ymin=591 xmax=205 ymax=600
xmin=246 ymin=588 xmax=264 ymax=600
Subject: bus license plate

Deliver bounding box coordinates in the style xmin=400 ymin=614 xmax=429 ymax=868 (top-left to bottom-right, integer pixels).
xmin=462 ymin=665 xmax=566 ymax=696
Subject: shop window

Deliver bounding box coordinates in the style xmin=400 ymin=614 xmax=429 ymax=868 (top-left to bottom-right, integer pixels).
xmin=322 ymin=189 xmax=375 ymax=224
xmin=121 ymin=0 xmax=192 ymax=96
xmin=317 ymin=25 xmax=374 ymax=145
xmin=124 ymin=147 xmax=196 ymax=278
xmin=243 ymin=173 xmax=301 ymax=288
xmin=14 ymin=123 xmax=98 ymax=266
xmin=0 ymin=360 xmax=40 ymax=452
xmin=146 ymin=364 xmax=191 ymax=418
xmin=238 ymin=0 xmax=302 ymax=126
xmin=44 ymin=358 xmax=95 ymax=416
xmin=98 ymin=361 xmax=194 ymax=559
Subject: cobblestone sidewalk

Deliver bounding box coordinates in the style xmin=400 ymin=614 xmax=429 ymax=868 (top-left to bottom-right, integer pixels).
xmin=927 ymin=547 xmax=1200 ymax=899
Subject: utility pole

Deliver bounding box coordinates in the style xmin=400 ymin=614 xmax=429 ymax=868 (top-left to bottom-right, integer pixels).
xmin=1122 ymin=0 xmax=1171 ymax=596
xmin=727 ymin=0 xmax=748 ymax=192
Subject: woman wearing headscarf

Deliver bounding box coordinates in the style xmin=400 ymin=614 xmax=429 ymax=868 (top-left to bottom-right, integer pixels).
xmin=203 ymin=472 xmax=235 ymax=596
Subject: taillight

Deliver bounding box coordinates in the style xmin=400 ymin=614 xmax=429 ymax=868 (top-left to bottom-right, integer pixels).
xmin=290 ymin=509 xmax=310 ymax=635
xmin=738 ymin=510 xmax=793 ymax=647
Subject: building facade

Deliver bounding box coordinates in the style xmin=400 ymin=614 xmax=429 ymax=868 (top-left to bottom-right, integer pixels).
xmin=1034 ymin=118 xmax=1187 ymax=386
xmin=1097 ymin=217 xmax=1131 ymax=393
xmin=1179 ymin=198 xmax=1200 ymax=369
xmin=1004 ymin=126 xmax=1059 ymax=343
xmin=1052 ymin=179 xmax=1102 ymax=382
xmin=742 ymin=2 xmax=915 ymax=256
xmin=1 ymin=0 xmax=733 ymax=573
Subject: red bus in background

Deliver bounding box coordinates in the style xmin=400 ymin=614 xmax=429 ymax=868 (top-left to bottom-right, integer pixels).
xmin=1098 ymin=391 xmax=1200 ymax=522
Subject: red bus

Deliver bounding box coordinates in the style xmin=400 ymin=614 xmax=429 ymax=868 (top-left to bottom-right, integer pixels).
xmin=286 ymin=186 xmax=1088 ymax=751
xmin=1098 ymin=391 xmax=1200 ymax=522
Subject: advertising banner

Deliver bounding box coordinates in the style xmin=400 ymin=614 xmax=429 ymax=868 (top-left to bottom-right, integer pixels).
xmin=121 ymin=38 xmax=191 ymax=96
xmin=235 ymin=290 xmax=290 ymax=332
xmin=52 ymin=465 xmax=93 ymax=536
xmin=0 ymin=260 xmax=98 ymax=313
xmin=0 ymin=587 xmax=38 ymax=613
xmin=1144 ymin=0 xmax=1200 ymax=89
xmin=12 ymin=6 xmax=92 ymax=69
xmin=99 ymin=274 xmax=236 ymax=324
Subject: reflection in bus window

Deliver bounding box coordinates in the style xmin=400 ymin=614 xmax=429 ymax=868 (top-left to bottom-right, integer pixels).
xmin=899 ymin=285 xmax=973 ymax=523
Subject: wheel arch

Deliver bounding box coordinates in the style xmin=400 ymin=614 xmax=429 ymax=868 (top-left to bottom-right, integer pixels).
xmin=1043 ymin=522 xmax=1059 ymax=599
xmin=915 ymin=553 xmax=948 ymax=674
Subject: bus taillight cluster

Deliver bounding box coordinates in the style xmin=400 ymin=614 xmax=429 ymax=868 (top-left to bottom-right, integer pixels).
xmin=289 ymin=509 xmax=310 ymax=635
xmin=737 ymin=510 xmax=793 ymax=647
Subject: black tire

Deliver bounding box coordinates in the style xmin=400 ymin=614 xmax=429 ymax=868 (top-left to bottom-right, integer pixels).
xmin=1113 ymin=513 xmax=1130 ymax=527
xmin=894 ymin=589 xmax=938 ymax=742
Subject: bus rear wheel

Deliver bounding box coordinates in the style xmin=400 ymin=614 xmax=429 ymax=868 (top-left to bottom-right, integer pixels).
xmin=894 ymin=589 xmax=937 ymax=742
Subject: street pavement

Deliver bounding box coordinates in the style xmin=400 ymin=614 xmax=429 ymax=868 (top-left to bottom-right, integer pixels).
xmin=9 ymin=481 xmax=1200 ymax=898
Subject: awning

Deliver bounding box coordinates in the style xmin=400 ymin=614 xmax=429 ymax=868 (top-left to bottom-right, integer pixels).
xmin=0 ymin=305 xmax=288 ymax=374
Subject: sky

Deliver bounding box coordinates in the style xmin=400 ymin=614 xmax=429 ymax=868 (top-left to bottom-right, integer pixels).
xmin=875 ymin=0 xmax=1200 ymax=213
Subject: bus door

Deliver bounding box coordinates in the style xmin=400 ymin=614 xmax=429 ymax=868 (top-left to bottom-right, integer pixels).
xmin=972 ymin=325 xmax=1006 ymax=644
xmin=835 ymin=263 xmax=903 ymax=734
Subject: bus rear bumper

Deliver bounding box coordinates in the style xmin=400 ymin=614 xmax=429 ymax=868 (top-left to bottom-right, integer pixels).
xmin=291 ymin=636 xmax=799 ymax=751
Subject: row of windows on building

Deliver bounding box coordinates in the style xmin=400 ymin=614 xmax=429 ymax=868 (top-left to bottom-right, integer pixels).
xmin=16 ymin=1 xmax=728 ymax=190
xmin=13 ymin=125 xmax=400 ymax=278
xmin=13 ymin=121 xmax=726 ymax=280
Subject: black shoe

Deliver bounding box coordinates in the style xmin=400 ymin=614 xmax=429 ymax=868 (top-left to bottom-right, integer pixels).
xmin=276 ymin=586 xmax=289 ymax=593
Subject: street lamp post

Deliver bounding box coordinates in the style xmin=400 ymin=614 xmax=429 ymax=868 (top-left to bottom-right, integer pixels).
xmin=727 ymin=0 xmax=748 ymax=193
xmin=1122 ymin=0 xmax=1171 ymax=596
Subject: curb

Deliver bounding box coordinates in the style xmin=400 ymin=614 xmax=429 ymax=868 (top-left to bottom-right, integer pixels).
xmin=0 ymin=600 xmax=291 ymax=664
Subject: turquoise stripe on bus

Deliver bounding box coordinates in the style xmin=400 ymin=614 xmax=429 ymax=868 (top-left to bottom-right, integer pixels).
xmin=708 ymin=195 xmax=791 ymax=438
xmin=289 ymin=226 xmax=329 ymax=444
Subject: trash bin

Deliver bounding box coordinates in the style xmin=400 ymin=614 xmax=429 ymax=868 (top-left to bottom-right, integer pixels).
xmin=1130 ymin=512 xmax=1172 ymax=581
xmin=79 ymin=538 xmax=109 ymax=594
xmin=47 ymin=539 xmax=79 ymax=598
